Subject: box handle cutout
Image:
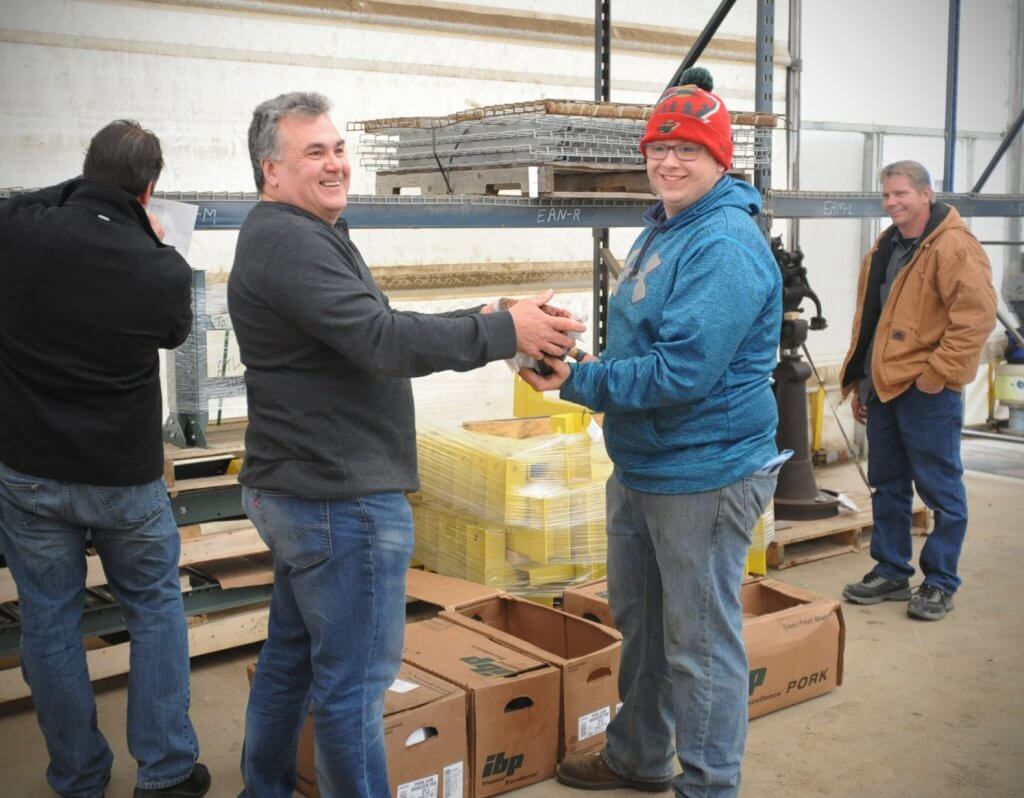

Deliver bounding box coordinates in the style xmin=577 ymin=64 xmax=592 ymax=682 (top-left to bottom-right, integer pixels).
xmin=583 ymin=613 xmax=602 ymax=623
xmin=404 ymin=726 xmax=439 ymax=748
xmin=586 ymin=667 xmax=612 ymax=683
xmin=504 ymin=696 xmax=534 ymax=713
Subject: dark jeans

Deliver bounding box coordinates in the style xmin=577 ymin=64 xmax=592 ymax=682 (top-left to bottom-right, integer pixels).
xmin=0 ymin=460 xmax=198 ymax=797
xmin=867 ymin=385 xmax=968 ymax=594
xmin=239 ymin=487 xmax=414 ymax=798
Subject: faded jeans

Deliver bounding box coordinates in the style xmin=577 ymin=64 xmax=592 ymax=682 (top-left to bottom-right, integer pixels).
xmin=601 ymin=473 xmax=776 ymax=798
xmin=239 ymin=487 xmax=414 ymax=798
xmin=0 ymin=460 xmax=198 ymax=798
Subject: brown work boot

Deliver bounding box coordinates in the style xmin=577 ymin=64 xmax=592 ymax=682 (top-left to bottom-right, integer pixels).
xmin=556 ymin=749 xmax=672 ymax=792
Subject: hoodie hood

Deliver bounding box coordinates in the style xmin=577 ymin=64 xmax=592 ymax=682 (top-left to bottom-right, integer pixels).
xmin=642 ymin=175 xmax=763 ymax=229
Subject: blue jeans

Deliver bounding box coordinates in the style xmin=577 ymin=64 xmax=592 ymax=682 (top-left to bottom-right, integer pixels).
xmin=239 ymin=487 xmax=414 ymax=798
xmin=867 ymin=385 xmax=968 ymax=594
xmin=600 ymin=473 xmax=775 ymax=798
xmin=0 ymin=460 xmax=198 ymax=797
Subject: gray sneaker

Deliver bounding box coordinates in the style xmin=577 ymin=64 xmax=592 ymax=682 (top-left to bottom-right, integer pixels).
xmin=842 ymin=572 xmax=912 ymax=605
xmin=907 ymin=584 xmax=954 ymax=621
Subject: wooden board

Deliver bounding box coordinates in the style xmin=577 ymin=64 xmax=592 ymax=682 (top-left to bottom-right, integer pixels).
xmin=0 ymin=604 xmax=270 ymax=703
xmin=0 ymin=525 xmax=267 ymax=604
xmin=768 ymin=491 xmax=931 ymax=570
xmin=462 ymin=416 xmax=560 ymax=438
xmin=163 ymin=420 xmax=247 ymax=494
xmin=163 ymin=419 xmax=247 ymax=463
xmin=353 ymin=98 xmax=784 ymax=131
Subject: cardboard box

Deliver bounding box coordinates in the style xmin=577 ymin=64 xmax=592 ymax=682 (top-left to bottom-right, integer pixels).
xmin=406 ymin=567 xmax=502 ymax=612
xmin=440 ymin=595 xmax=622 ymax=758
xmin=247 ymin=661 xmax=469 ymax=798
xmin=561 ymin=579 xmax=613 ymax=628
xmin=403 ymin=618 xmax=560 ymax=798
xmin=561 ymin=577 xmax=845 ymax=718
xmin=741 ymin=578 xmax=845 ymax=718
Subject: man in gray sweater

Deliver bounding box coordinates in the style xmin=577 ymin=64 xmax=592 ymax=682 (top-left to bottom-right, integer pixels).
xmin=228 ymin=92 xmax=583 ymax=798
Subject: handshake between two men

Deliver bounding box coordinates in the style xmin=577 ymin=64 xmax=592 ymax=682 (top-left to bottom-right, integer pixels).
xmin=483 ymin=290 xmax=598 ymax=392
xmin=482 ymin=290 xmax=592 ymax=372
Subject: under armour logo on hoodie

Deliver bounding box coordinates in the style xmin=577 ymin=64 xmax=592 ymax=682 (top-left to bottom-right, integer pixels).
xmin=632 ymin=252 xmax=663 ymax=303
xmin=611 ymin=247 xmax=640 ymax=297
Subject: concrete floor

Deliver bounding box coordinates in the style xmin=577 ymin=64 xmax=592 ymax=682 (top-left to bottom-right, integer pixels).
xmin=1 ymin=464 xmax=1022 ymax=798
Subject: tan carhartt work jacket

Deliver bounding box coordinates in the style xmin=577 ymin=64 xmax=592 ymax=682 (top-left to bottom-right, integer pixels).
xmin=840 ymin=204 xmax=997 ymax=402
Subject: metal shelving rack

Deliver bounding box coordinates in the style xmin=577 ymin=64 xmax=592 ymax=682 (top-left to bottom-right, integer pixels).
xmin=152 ymin=189 xmax=1024 ymax=230
xmin=4 ymin=2 xmax=1021 ymax=455
xmin=150 ymin=0 xmax=1024 ymax=449
xmin=1 ymin=1 xmax=1021 ymax=662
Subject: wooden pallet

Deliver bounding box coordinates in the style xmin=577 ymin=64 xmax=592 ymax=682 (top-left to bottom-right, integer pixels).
xmin=0 ymin=521 xmax=269 ymax=604
xmin=767 ymin=492 xmax=931 ymax=570
xmin=375 ymin=163 xmax=653 ymax=198
xmin=163 ymin=419 xmax=247 ymax=497
xmin=0 ymin=604 xmax=269 ymax=703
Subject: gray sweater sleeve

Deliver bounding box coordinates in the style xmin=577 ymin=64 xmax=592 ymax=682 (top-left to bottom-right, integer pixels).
xmin=259 ymin=227 xmax=516 ymax=377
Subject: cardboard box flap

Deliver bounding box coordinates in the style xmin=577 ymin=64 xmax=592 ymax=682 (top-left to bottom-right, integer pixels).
xmin=405 ymin=568 xmax=501 ymax=611
xmin=386 ymin=662 xmax=462 ymax=716
xmin=741 ymin=578 xmax=840 ymax=617
xmin=403 ymin=618 xmax=549 ymax=687
xmin=566 ymin=579 xmax=610 ymax=601
xmin=449 ymin=595 xmax=621 ymax=662
xmin=568 ymin=576 xmax=757 ymax=609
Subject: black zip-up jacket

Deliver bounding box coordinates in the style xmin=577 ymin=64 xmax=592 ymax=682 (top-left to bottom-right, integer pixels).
xmin=227 ymin=201 xmax=517 ymax=500
xmin=0 ymin=179 xmax=192 ymax=484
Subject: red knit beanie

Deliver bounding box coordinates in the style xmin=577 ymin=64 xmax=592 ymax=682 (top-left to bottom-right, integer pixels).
xmin=640 ymin=69 xmax=733 ymax=169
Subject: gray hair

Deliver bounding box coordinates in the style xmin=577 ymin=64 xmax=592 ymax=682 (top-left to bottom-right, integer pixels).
xmin=248 ymin=92 xmax=331 ymax=192
xmin=879 ymin=160 xmax=933 ymax=193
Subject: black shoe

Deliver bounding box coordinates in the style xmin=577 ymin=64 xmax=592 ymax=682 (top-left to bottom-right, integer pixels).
xmin=133 ymin=764 xmax=211 ymax=798
xmin=842 ymin=572 xmax=912 ymax=605
xmin=907 ymin=584 xmax=954 ymax=621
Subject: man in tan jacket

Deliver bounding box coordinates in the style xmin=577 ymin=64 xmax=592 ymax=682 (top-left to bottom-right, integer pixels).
xmin=839 ymin=160 xmax=996 ymax=621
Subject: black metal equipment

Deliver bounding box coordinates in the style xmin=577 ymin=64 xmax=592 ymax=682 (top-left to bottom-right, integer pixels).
xmin=771 ymin=238 xmax=840 ymax=520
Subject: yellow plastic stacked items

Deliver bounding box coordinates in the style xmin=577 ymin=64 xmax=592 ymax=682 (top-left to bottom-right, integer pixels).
xmin=412 ymin=407 xmax=610 ymax=601
xmin=746 ymin=502 xmax=776 ymax=576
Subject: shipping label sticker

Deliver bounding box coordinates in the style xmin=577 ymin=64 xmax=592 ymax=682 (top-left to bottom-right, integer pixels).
xmin=389 ymin=678 xmax=420 ymax=694
xmin=397 ymin=773 xmax=438 ymax=798
xmin=577 ymin=706 xmax=612 ymax=740
xmin=443 ymin=761 xmax=464 ymax=798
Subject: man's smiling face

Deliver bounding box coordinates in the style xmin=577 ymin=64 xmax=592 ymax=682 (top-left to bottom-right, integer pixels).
xmin=261 ymin=113 xmax=350 ymax=225
xmin=882 ymin=174 xmax=932 ymax=236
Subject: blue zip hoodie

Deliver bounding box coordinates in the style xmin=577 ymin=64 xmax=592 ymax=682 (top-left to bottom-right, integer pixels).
xmin=561 ymin=175 xmax=781 ymax=494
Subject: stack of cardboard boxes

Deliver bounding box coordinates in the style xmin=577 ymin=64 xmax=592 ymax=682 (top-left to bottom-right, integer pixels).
xmin=251 ymin=569 xmax=844 ymax=797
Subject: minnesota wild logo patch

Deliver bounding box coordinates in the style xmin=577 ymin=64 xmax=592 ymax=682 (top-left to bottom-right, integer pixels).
xmin=657 ymin=85 xmax=721 ymax=124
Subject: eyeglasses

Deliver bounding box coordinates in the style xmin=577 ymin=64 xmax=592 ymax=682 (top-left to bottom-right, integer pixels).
xmin=646 ymin=143 xmax=703 ymax=161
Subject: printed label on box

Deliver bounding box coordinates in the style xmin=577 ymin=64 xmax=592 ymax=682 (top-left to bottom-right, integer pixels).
xmin=397 ymin=774 xmax=438 ymax=798
xmin=577 ymin=706 xmax=612 ymax=740
xmin=443 ymin=761 xmax=464 ymax=798
xmin=389 ymin=678 xmax=420 ymax=694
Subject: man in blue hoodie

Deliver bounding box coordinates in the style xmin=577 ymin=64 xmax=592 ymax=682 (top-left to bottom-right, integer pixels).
xmin=522 ymin=71 xmax=782 ymax=797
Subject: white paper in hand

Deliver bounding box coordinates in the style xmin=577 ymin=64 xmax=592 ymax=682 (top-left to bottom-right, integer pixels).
xmin=147 ymin=197 xmax=199 ymax=255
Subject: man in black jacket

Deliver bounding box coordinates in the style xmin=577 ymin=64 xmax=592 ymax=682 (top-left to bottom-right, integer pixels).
xmin=229 ymin=92 xmax=584 ymax=797
xmin=0 ymin=121 xmax=210 ymax=798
